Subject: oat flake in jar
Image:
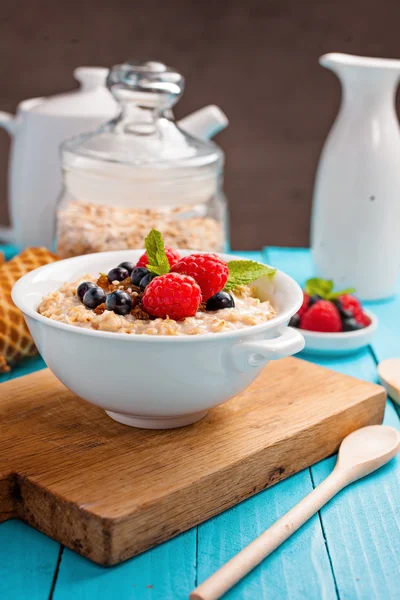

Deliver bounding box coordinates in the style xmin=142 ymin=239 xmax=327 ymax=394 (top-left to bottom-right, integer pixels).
xmin=56 ymin=60 xmax=227 ymax=258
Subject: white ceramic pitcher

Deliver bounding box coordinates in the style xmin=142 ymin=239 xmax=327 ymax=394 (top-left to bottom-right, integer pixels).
xmin=0 ymin=68 xmax=228 ymax=249
xmin=311 ymin=53 xmax=400 ymax=300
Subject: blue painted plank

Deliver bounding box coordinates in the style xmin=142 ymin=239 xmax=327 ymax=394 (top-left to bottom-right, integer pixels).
xmin=268 ymin=247 xmax=400 ymax=600
xmin=364 ymin=286 xmax=400 ymax=369
xmin=367 ymin=293 xmax=400 ymax=419
xmin=0 ymin=354 xmax=46 ymax=384
xmin=53 ymin=531 xmax=197 ymax=600
xmin=197 ymin=472 xmax=337 ymax=600
xmin=265 ymin=246 xmax=314 ymax=285
xmin=0 ymin=520 xmax=60 ymax=600
xmin=368 ymin=297 xmax=400 ymax=361
xmin=0 ymin=244 xmax=19 ymax=261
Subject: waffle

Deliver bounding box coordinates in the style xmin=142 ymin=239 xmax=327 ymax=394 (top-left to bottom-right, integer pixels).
xmin=0 ymin=247 xmax=58 ymax=372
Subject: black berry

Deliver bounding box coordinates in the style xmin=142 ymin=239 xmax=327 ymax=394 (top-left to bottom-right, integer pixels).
xmin=105 ymin=290 xmax=133 ymax=315
xmin=309 ymin=294 xmax=322 ymax=307
xmin=77 ymin=281 xmax=96 ymax=302
xmin=289 ymin=314 xmax=300 ymax=328
xmin=131 ymin=267 xmax=150 ymax=286
xmin=83 ymin=286 xmax=106 ymax=309
xmin=118 ymin=261 xmax=135 ymax=275
xmin=342 ymin=317 xmax=364 ymax=332
xmin=206 ymin=291 xmax=235 ymax=311
xmin=139 ymin=272 xmax=156 ymax=289
xmin=108 ymin=267 xmax=129 ymax=283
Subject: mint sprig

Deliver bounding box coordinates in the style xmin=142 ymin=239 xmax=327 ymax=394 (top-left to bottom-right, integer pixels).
xmin=304 ymin=277 xmax=355 ymax=300
xmin=144 ymin=229 xmax=170 ymax=276
xmin=224 ymin=260 xmax=276 ymax=291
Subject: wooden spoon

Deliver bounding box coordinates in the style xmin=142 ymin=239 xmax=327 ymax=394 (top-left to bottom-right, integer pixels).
xmin=190 ymin=425 xmax=400 ymax=600
xmin=378 ymin=358 xmax=400 ymax=405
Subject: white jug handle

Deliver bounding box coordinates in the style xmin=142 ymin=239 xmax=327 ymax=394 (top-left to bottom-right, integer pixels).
xmin=0 ymin=111 xmax=16 ymax=135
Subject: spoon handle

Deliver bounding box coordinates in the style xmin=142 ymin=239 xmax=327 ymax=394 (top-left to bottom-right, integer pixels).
xmin=190 ymin=468 xmax=347 ymax=600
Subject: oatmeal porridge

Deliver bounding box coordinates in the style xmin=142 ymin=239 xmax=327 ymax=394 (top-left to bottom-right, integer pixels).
xmin=40 ymin=230 xmax=278 ymax=335
xmin=38 ymin=276 xmax=276 ymax=336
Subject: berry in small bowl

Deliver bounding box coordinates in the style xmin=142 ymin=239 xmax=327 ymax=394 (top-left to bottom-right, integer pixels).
xmin=288 ymin=278 xmax=377 ymax=356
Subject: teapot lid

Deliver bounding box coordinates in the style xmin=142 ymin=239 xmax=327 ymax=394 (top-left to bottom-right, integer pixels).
xmin=62 ymin=60 xmax=222 ymax=171
xmin=31 ymin=67 xmax=117 ymax=117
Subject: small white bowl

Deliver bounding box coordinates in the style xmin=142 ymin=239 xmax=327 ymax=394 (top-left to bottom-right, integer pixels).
xmin=12 ymin=250 xmax=305 ymax=429
xmin=298 ymin=310 xmax=378 ymax=356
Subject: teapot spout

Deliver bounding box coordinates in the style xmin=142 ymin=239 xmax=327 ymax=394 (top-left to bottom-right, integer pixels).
xmin=0 ymin=111 xmax=17 ymax=135
xmin=178 ymin=105 xmax=228 ymax=140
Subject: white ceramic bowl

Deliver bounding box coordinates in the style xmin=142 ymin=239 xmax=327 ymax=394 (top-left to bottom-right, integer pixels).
xmin=299 ymin=310 xmax=378 ymax=356
xmin=12 ymin=250 xmax=305 ymax=429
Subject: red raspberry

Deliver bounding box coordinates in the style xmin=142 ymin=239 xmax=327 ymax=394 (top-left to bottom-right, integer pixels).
xmin=300 ymin=300 xmax=342 ymax=332
xmin=338 ymin=294 xmax=362 ymax=318
xmin=136 ymin=246 xmax=181 ymax=269
xmin=142 ymin=273 xmax=202 ymax=320
xmin=172 ymin=253 xmax=228 ymax=301
xmin=298 ymin=292 xmax=310 ymax=317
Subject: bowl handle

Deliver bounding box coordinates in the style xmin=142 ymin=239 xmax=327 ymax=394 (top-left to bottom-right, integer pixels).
xmin=231 ymin=327 xmax=305 ymax=372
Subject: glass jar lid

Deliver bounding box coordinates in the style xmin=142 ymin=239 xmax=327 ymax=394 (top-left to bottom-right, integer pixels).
xmin=62 ymin=60 xmax=223 ymax=171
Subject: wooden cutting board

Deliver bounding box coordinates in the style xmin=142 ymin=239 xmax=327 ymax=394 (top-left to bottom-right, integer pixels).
xmin=0 ymin=357 xmax=385 ymax=566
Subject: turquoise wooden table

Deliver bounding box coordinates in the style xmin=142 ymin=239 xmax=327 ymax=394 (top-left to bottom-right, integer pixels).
xmin=0 ymin=246 xmax=399 ymax=600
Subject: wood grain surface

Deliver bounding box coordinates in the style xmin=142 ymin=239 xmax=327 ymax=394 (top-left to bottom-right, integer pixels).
xmin=0 ymin=357 xmax=386 ymax=566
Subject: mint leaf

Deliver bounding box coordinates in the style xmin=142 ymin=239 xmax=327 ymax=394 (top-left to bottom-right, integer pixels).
xmin=144 ymin=229 xmax=170 ymax=276
xmin=224 ymin=260 xmax=276 ymax=291
xmin=327 ymin=287 xmax=356 ymax=300
xmin=148 ymin=264 xmax=169 ymax=276
xmin=305 ymin=278 xmax=333 ymax=297
xmin=304 ymin=277 xmax=355 ymax=299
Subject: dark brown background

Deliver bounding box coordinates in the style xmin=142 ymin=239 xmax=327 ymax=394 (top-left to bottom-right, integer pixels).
xmin=0 ymin=0 xmax=399 ymax=249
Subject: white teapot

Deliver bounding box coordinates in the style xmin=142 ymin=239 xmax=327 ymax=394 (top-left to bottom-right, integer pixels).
xmin=0 ymin=67 xmax=118 ymax=248
xmin=0 ymin=66 xmax=228 ymax=249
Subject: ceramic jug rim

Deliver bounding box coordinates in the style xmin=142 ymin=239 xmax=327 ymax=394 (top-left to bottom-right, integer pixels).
xmin=320 ymin=52 xmax=400 ymax=70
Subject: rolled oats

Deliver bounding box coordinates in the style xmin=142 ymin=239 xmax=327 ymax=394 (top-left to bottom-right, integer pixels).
xmin=56 ymin=201 xmax=225 ymax=258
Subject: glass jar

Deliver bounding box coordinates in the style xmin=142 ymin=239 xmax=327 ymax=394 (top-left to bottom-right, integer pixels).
xmin=56 ymin=60 xmax=227 ymax=258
